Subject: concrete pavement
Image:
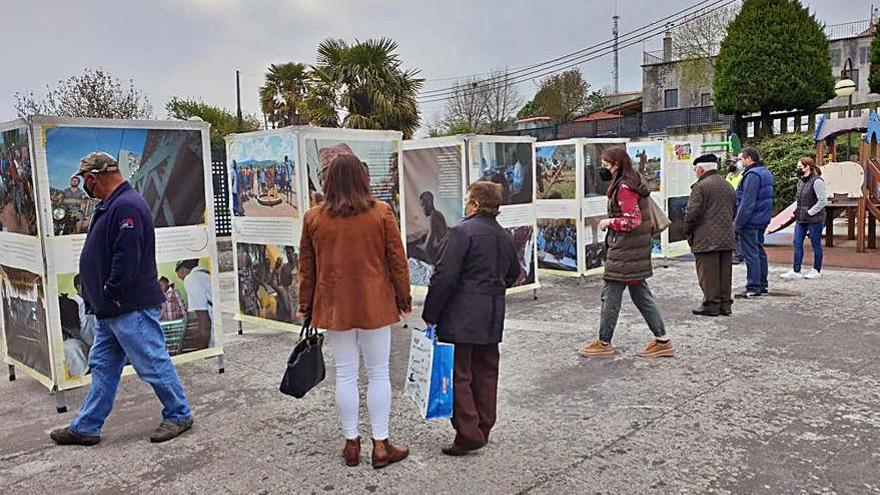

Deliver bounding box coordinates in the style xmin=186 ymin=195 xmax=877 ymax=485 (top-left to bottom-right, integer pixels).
xmin=2 ymin=259 xmax=879 ymax=494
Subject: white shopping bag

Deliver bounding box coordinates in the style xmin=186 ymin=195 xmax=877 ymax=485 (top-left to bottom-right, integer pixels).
xmin=404 ymin=326 xmax=454 ymax=420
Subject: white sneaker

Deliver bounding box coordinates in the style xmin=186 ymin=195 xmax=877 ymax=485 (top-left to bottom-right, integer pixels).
xmin=780 ymin=269 xmax=803 ymax=279
xmin=804 ymin=269 xmax=822 ymax=280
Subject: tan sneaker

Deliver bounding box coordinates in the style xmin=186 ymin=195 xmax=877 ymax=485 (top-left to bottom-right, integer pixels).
xmin=578 ymin=339 xmax=616 ymax=358
xmin=639 ymin=339 xmax=674 ymax=358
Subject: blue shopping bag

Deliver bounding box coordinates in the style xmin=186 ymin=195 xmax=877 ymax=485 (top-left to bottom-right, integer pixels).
xmin=404 ymin=325 xmax=454 ymax=420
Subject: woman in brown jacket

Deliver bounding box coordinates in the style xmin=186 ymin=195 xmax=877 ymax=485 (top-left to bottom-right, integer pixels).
xmin=298 ymin=154 xmax=411 ymax=469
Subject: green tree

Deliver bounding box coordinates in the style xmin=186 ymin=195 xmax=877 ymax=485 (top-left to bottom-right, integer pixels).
xmin=869 ymin=26 xmax=880 ymax=93
xmin=304 ymin=38 xmax=424 ymax=138
xmin=757 ymin=132 xmax=815 ymax=214
xmin=166 ymin=97 xmax=261 ymax=149
xmin=532 ymin=70 xmax=600 ymax=122
xmin=517 ymin=99 xmax=541 ymax=120
xmin=260 ymin=63 xmax=310 ymax=128
xmin=15 ymin=67 xmax=152 ymax=119
xmin=713 ymin=0 xmax=834 ymax=137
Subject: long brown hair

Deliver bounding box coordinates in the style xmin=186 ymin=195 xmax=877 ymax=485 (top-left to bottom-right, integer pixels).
xmin=321 ymin=154 xmax=375 ymax=217
xmin=601 ymin=147 xmax=640 ymax=197
xmin=799 ymin=156 xmax=821 ymax=176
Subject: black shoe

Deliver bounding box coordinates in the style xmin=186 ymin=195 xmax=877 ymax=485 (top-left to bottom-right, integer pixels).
xmin=441 ymin=440 xmax=485 ymax=456
xmin=692 ymin=308 xmax=720 ymax=317
xmin=149 ymin=418 xmax=193 ymax=443
xmin=50 ymin=427 xmax=101 ymax=446
xmin=720 ymin=309 xmax=732 ymax=316
xmin=734 ymin=291 xmax=762 ymax=299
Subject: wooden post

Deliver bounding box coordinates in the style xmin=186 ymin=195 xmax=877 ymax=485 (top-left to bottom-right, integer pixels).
xmin=817 ymin=140 xmax=826 ymax=166
xmin=857 ymin=198 xmax=867 ymax=253
xmin=848 ymin=208 xmax=856 ymax=240
xmin=868 ymin=213 xmax=877 ymax=249
xmin=825 ymin=213 xmax=835 ymax=247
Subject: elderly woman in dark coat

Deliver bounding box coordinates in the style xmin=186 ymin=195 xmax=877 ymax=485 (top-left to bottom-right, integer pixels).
xmin=422 ymin=181 xmax=521 ymax=456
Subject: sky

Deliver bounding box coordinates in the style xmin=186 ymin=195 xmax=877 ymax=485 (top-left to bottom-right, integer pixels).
xmin=44 ymin=127 xmax=147 ymax=188
xmin=1 ymin=0 xmax=873 ymax=132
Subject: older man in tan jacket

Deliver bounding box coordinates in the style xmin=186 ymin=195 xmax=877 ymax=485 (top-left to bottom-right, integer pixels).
xmin=685 ymin=154 xmax=737 ymax=317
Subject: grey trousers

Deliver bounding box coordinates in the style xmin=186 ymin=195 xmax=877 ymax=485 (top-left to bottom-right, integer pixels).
xmin=598 ymin=280 xmax=667 ymax=343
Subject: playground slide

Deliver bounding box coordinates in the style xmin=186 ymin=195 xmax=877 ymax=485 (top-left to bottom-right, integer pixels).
xmin=766 ymin=202 xmax=797 ymax=235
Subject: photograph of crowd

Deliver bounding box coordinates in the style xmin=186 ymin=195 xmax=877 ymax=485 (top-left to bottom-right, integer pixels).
xmin=537 ymin=219 xmax=578 ymax=272
xmin=0 ymin=127 xmax=38 ymax=236
xmin=229 ymin=133 xmax=298 ymax=218
xmin=536 ymin=144 xmax=576 ymax=200
xmin=45 ymin=126 xmax=206 ymax=235
xmin=667 ymin=195 xmax=689 ymax=244
xmin=472 ymin=141 xmax=533 ymax=205
xmin=403 ymin=145 xmax=462 ymax=286
xmin=507 ymin=225 xmax=536 ymax=287
xmin=583 ymin=143 xmax=616 ymax=198
xmin=236 ymin=243 xmax=299 ymax=325
xmin=305 ymin=139 xmax=400 ymax=221
xmin=583 ymin=216 xmax=608 ymax=270
xmin=627 ymin=142 xmax=663 ymax=192
xmin=57 ymin=257 xmax=215 ymax=378
xmin=1 ymin=265 xmax=50 ymax=377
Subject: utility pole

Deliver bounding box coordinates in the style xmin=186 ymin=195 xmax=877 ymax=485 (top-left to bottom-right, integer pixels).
xmin=236 ymin=70 xmax=243 ymax=132
xmin=612 ymin=4 xmax=619 ymax=95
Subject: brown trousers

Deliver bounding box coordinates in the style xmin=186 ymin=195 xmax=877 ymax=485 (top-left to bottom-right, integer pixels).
xmin=694 ymin=250 xmax=733 ymax=313
xmin=451 ymin=343 xmax=499 ymax=447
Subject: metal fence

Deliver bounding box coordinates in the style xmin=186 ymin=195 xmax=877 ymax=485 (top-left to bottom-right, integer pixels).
xmin=500 ymin=106 xmax=733 ymax=141
xmin=210 ymin=147 xmax=232 ymax=237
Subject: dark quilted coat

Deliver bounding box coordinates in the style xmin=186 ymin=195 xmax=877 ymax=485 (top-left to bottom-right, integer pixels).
xmin=603 ymin=177 xmax=653 ymax=282
xmin=684 ymin=170 xmax=737 ymax=253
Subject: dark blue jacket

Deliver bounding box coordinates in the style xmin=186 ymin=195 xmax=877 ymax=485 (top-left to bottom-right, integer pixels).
xmin=79 ymin=182 xmax=165 ymax=319
xmin=734 ymin=163 xmax=774 ymax=231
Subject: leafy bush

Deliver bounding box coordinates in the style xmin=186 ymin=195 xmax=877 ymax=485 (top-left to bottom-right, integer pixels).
xmin=755 ymin=133 xmax=816 ymax=214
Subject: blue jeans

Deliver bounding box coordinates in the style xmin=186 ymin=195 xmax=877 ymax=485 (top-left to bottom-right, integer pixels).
xmin=70 ymin=307 xmax=191 ymax=436
xmin=793 ymin=222 xmax=824 ymax=272
xmin=738 ymin=228 xmax=769 ymax=294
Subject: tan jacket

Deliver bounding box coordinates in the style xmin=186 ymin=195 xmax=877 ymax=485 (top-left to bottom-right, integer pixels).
xmin=298 ymin=202 xmax=411 ymax=331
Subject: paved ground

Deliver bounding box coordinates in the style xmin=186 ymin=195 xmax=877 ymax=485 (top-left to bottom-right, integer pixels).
xmin=2 ymin=258 xmax=880 ymax=494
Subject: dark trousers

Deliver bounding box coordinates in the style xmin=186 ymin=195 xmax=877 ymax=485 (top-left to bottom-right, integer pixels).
xmin=694 ymin=250 xmax=733 ymax=313
xmin=738 ymin=228 xmax=768 ymax=293
xmin=451 ymin=343 xmax=499 ymax=447
xmin=598 ymin=280 xmax=666 ymax=343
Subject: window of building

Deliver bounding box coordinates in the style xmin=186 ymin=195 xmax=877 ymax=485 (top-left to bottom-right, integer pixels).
xmin=860 ymin=46 xmax=870 ymax=65
xmin=850 ymin=68 xmax=860 ymax=89
xmin=831 ymin=49 xmax=842 ymax=67
xmin=700 ymin=93 xmax=711 ymax=106
xmin=664 ymin=89 xmax=679 ymax=109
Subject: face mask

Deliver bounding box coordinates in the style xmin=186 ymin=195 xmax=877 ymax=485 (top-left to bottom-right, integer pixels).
xmin=598 ymin=168 xmax=613 ymax=181
xmin=82 ymin=175 xmax=96 ymax=199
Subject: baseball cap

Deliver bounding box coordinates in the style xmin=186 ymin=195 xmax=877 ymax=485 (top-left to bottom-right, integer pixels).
xmin=77 ymin=151 xmax=119 ymax=176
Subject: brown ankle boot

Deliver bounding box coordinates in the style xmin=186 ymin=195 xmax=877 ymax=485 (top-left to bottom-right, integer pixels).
xmin=343 ymin=437 xmax=361 ymax=467
xmin=371 ymin=438 xmax=409 ymax=469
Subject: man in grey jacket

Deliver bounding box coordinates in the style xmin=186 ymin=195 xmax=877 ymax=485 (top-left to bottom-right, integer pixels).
xmin=685 ymin=154 xmax=737 ymax=316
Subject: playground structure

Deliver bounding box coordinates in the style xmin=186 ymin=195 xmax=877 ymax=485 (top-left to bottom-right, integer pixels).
xmin=774 ymin=112 xmax=880 ymax=253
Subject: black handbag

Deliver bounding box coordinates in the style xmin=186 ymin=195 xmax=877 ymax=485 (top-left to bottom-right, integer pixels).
xmin=279 ymin=316 xmax=325 ymax=398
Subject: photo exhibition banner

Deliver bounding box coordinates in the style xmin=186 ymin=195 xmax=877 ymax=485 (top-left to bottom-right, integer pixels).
xmin=581 ymin=139 xmax=628 ymax=275
xmin=401 ymin=137 xmax=466 ymax=291
xmin=536 ymin=140 xmax=581 ymax=275
xmin=662 ymin=138 xmax=702 ymax=257
xmin=1 ymin=117 xmax=223 ymax=392
xmin=468 ymin=135 xmax=538 ymax=293
xmin=627 ymin=141 xmax=665 ymax=257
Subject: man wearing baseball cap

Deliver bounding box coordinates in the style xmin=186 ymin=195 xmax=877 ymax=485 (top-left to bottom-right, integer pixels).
xmin=51 ymin=151 xmax=194 ymax=446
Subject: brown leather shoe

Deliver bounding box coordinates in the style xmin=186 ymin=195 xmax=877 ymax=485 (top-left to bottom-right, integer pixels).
xmin=371 ymin=438 xmax=409 ymax=469
xmin=343 ymin=437 xmax=361 ymax=467
xmin=442 ymin=440 xmax=485 ymax=456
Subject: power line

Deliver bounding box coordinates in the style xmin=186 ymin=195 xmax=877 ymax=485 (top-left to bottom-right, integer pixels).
xmin=417 ymin=0 xmax=731 ymax=99
xmin=417 ymin=0 xmax=737 ymax=104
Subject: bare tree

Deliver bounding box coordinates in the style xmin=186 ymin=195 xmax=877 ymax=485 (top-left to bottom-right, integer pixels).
xmin=672 ymin=5 xmax=740 ymax=107
xmin=480 ymin=69 xmax=523 ymax=132
xmin=437 ymin=69 xmax=522 ymax=134
xmin=15 ymin=68 xmax=153 ymax=119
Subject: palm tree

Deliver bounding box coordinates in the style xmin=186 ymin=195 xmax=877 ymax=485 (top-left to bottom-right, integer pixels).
xmin=260 ymin=63 xmax=309 ymax=128
xmin=304 ymin=38 xmax=424 ymax=138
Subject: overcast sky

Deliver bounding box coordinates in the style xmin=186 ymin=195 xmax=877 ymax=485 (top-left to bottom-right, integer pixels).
xmin=1 ymin=0 xmax=872 ymax=128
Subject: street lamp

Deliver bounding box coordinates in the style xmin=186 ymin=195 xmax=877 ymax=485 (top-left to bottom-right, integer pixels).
xmin=836 ymin=58 xmax=857 ymax=160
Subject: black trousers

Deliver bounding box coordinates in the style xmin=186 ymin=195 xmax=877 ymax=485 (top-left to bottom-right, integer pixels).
xmin=451 ymin=343 xmax=499 ymax=447
xmin=694 ymin=250 xmax=733 ymax=313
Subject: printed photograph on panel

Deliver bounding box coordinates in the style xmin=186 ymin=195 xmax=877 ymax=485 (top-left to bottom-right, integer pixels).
xmin=667 ymin=196 xmax=689 ymax=244
xmin=583 ymin=143 xmax=618 ymax=198
xmin=471 ymin=141 xmax=533 ymax=205
xmin=627 ymin=142 xmax=663 ymax=192
xmin=228 ymin=133 xmax=298 ymax=218
xmin=0 ymin=127 xmax=38 ymax=235
xmin=236 ymin=243 xmax=299 ymax=325
xmin=537 ymin=218 xmax=578 ymax=272
xmin=45 ymin=127 xmax=206 ymax=235
xmin=536 ymin=144 xmax=576 ymax=200
xmin=402 ymin=146 xmax=462 ymax=286
xmin=304 ymin=139 xmax=399 ymax=220
xmin=507 ymin=225 xmax=536 ymax=287
xmin=56 ymin=257 xmax=214 ymax=378
xmin=583 ymin=216 xmax=608 ymax=270
xmin=1 ymin=265 xmax=50 ymax=377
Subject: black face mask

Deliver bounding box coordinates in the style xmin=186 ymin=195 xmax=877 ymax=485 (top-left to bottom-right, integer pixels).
xmin=82 ymin=176 xmax=96 ymax=199
xmin=598 ymin=168 xmax=613 ymax=181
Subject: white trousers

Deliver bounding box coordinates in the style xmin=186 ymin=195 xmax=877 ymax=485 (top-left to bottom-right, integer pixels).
xmin=324 ymin=326 xmax=391 ymax=440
